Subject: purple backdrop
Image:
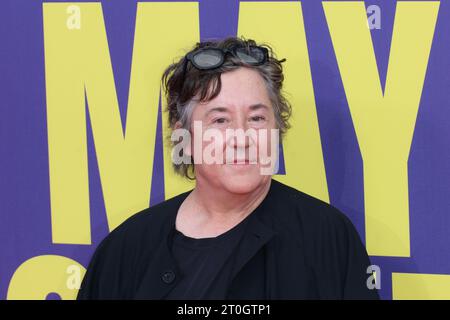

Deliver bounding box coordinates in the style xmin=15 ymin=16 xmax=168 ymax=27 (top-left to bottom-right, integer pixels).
xmin=1 ymin=0 xmax=449 ymax=300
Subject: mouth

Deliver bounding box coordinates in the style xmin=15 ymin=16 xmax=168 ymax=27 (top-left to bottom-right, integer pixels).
xmin=226 ymin=159 xmax=255 ymax=165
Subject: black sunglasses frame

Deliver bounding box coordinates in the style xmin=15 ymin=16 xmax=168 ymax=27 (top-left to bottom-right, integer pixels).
xmin=185 ymin=45 xmax=269 ymax=70
xmin=179 ymin=45 xmax=269 ymax=83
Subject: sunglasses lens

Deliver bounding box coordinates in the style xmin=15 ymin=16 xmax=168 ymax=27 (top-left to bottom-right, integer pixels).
xmin=235 ymin=46 xmax=265 ymax=64
xmin=192 ymin=50 xmax=223 ymax=69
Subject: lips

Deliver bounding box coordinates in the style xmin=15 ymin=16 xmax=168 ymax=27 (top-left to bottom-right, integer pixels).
xmin=226 ymin=159 xmax=256 ymax=165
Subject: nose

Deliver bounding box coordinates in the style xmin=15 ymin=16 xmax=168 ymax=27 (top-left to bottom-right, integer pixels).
xmin=226 ymin=120 xmax=251 ymax=148
xmin=224 ymin=119 xmax=257 ymax=164
xmin=227 ymin=132 xmax=250 ymax=149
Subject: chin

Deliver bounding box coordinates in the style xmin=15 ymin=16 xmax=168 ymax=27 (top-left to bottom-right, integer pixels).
xmin=219 ymin=171 xmax=268 ymax=195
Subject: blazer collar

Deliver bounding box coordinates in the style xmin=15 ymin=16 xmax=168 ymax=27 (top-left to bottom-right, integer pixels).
xmin=134 ymin=180 xmax=277 ymax=299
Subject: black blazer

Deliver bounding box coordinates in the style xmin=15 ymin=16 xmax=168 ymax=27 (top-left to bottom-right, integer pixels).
xmin=77 ymin=179 xmax=379 ymax=300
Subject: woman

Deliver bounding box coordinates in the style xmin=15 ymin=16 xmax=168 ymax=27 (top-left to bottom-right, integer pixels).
xmin=77 ymin=37 xmax=379 ymax=300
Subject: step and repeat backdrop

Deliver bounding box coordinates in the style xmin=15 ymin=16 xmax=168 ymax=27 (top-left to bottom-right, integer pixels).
xmin=1 ymin=0 xmax=449 ymax=299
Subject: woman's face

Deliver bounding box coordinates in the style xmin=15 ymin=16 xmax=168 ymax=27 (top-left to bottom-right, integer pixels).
xmin=187 ymin=67 xmax=278 ymax=194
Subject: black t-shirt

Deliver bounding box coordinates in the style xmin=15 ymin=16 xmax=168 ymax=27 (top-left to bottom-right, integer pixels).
xmin=164 ymin=213 xmax=253 ymax=300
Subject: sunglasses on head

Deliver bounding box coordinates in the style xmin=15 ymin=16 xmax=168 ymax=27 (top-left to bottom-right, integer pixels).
xmin=185 ymin=45 xmax=269 ymax=70
xmin=179 ymin=45 xmax=270 ymax=83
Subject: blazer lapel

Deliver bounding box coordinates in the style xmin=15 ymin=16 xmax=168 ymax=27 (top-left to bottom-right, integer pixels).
xmin=229 ymin=211 xmax=276 ymax=282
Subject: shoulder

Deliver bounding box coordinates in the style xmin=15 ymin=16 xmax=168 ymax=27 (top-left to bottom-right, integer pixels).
xmin=269 ymin=179 xmax=364 ymax=266
xmin=270 ymin=179 xmax=355 ymax=235
xmin=270 ymin=180 xmax=377 ymax=299
xmin=85 ymin=191 xmax=190 ymax=273
xmin=100 ymin=190 xmax=191 ymax=251
xmin=78 ymin=191 xmax=191 ymax=299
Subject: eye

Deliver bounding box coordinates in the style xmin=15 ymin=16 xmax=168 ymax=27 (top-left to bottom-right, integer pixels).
xmin=250 ymin=115 xmax=266 ymax=122
xmin=213 ymin=117 xmax=228 ymax=124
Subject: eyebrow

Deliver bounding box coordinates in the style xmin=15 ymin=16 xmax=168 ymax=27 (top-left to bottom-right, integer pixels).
xmin=205 ymin=107 xmax=228 ymax=117
xmin=205 ymin=103 xmax=270 ymax=117
xmin=248 ymin=103 xmax=270 ymax=112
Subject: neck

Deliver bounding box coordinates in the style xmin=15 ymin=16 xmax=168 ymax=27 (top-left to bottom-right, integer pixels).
xmin=190 ymin=177 xmax=272 ymax=224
